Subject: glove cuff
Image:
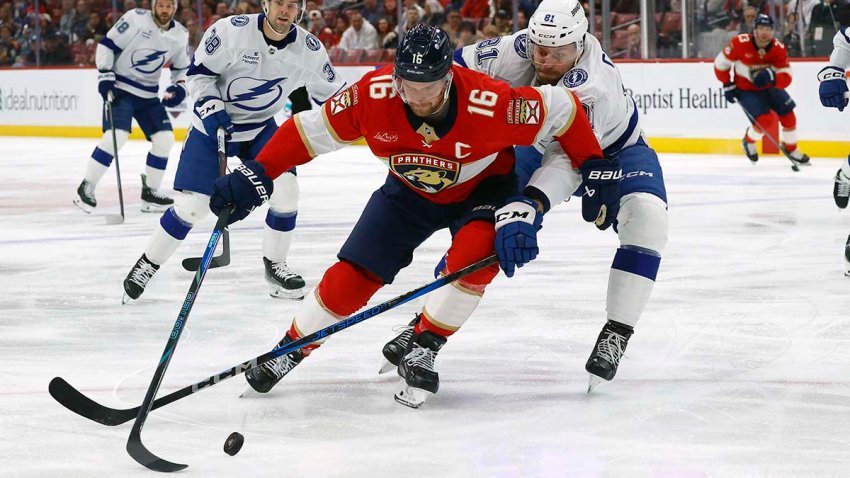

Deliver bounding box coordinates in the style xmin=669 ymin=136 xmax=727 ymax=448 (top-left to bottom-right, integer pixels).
xmin=495 ymin=197 xmax=539 ymax=229
xmin=196 ymin=97 xmax=225 ymax=119
xmin=818 ymin=66 xmax=846 ymax=82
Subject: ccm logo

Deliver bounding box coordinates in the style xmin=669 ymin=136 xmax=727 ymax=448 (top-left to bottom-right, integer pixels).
xmin=587 ymin=169 xmax=623 ymax=180
xmin=496 ymin=210 xmax=530 ymax=222
xmin=236 ymin=164 xmax=270 ymax=201
xmin=821 ymin=71 xmax=845 ymax=80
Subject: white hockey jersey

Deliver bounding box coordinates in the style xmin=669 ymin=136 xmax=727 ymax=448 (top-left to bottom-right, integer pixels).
xmin=828 ymin=27 xmax=850 ymax=71
xmin=187 ymin=14 xmax=347 ymax=142
xmin=95 ymin=9 xmax=190 ymax=99
xmin=455 ymin=30 xmax=641 ymax=157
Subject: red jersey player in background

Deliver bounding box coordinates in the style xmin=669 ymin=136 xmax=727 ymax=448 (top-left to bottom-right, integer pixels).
xmin=207 ymin=24 xmax=617 ymax=408
xmin=714 ymin=13 xmax=810 ymax=167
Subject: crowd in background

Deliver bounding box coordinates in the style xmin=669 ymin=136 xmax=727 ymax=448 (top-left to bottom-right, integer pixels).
xmin=0 ymin=0 xmax=848 ymax=67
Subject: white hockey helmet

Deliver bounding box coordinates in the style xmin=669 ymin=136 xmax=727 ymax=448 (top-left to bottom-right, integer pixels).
xmin=528 ymin=0 xmax=589 ymax=49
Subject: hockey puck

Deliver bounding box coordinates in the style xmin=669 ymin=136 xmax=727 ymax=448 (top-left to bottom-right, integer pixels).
xmin=223 ymin=432 xmax=244 ymax=456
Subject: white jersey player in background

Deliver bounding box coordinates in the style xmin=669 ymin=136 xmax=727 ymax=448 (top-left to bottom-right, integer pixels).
xmin=817 ymin=26 xmax=850 ymax=275
xmin=73 ymin=0 xmax=189 ymax=214
xmin=122 ymin=0 xmax=346 ymax=303
xmin=453 ymin=0 xmax=669 ymax=389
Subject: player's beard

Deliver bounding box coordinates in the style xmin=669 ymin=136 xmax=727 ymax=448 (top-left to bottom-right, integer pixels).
xmin=154 ymin=11 xmax=172 ymax=27
xmin=267 ymin=15 xmax=292 ymax=35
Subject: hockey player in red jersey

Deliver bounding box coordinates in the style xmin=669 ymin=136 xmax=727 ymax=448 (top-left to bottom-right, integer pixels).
xmin=207 ymin=24 xmax=615 ymax=407
xmin=714 ymin=13 xmax=810 ymax=166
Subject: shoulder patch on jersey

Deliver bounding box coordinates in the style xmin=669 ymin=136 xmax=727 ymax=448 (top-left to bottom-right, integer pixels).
xmin=563 ymin=68 xmax=588 ymax=88
xmin=230 ymin=15 xmax=249 ymax=26
xmin=506 ymin=97 xmax=540 ymax=125
xmin=513 ymin=33 xmax=529 ymax=59
xmin=135 ymin=8 xmax=146 ymax=14
xmin=390 ymin=154 xmax=459 ymax=193
xmin=329 ymin=87 xmax=358 ymax=115
xmin=204 ymin=27 xmax=222 ymax=55
xmin=306 ymin=34 xmax=321 ymax=51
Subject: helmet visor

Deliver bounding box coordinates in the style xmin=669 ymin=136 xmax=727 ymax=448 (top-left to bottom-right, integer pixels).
xmin=529 ymin=41 xmax=581 ymax=67
xmin=393 ymin=71 xmax=453 ymax=105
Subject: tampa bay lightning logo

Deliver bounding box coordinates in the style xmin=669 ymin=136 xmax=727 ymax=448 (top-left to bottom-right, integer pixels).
xmin=563 ymin=68 xmax=588 ymax=87
xmin=230 ymin=15 xmax=249 ymax=26
xmin=305 ymin=34 xmax=321 ymax=51
xmin=226 ymin=76 xmax=287 ymax=112
xmin=130 ymin=49 xmax=167 ymax=74
xmin=514 ymin=33 xmax=529 ymax=59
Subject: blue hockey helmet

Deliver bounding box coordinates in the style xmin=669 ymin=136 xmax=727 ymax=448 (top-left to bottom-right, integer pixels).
xmin=394 ymin=24 xmax=453 ymax=83
xmin=754 ymin=13 xmax=774 ymax=29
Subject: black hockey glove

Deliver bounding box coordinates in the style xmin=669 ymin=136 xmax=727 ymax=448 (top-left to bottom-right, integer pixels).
xmin=723 ymin=82 xmax=739 ymax=103
xmin=210 ymin=160 xmax=274 ymax=224
xmin=579 ymin=157 xmax=622 ymax=231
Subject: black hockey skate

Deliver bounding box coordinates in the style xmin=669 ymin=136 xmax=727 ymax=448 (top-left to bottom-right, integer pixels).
xmin=779 ymin=143 xmax=810 ymax=166
xmin=844 ymin=235 xmax=850 ymax=278
xmin=140 ymin=174 xmax=173 ymax=213
xmin=586 ymin=320 xmax=634 ymax=393
xmin=395 ymin=330 xmax=446 ymax=409
xmin=833 ymin=170 xmax=850 ymax=209
xmin=73 ymin=179 xmax=97 ymax=213
xmin=245 ymin=334 xmax=305 ymax=393
xmin=378 ymin=315 xmax=420 ymax=374
xmin=263 ymin=257 xmax=305 ymax=299
xmin=741 ymin=136 xmax=758 ymax=164
xmin=122 ymin=254 xmax=160 ymax=304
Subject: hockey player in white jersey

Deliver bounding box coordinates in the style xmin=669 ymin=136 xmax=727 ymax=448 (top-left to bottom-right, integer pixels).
xmin=445 ymin=0 xmax=669 ymax=389
xmin=73 ymin=0 xmax=189 ymax=214
xmin=817 ymin=27 xmax=850 ymax=275
xmin=123 ymin=0 xmax=346 ymax=302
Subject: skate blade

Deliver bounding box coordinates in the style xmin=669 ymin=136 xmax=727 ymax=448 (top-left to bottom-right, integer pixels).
xmin=105 ymin=214 xmax=124 ymax=225
xmin=587 ymin=374 xmax=605 ymax=394
xmin=73 ymin=198 xmax=94 ymax=214
xmin=378 ymin=358 xmax=396 ymax=375
xmin=394 ymin=383 xmax=432 ymax=409
xmin=269 ymin=286 xmax=305 ymax=300
xmin=121 ymin=293 xmax=134 ymax=305
xmin=140 ymin=202 xmax=171 ymax=213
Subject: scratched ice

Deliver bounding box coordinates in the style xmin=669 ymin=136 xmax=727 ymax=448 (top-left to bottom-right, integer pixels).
xmin=1 ymin=136 xmax=849 ymax=477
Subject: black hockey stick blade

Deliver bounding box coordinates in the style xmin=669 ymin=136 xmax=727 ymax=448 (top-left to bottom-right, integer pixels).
xmin=127 ymin=428 xmax=187 ymax=472
xmin=181 ymin=228 xmax=230 ymax=271
xmin=49 ymin=377 xmax=138 ymax=426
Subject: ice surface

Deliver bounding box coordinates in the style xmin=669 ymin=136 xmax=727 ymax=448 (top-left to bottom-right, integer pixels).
xmin=1 ymin=137 xmax=849 ymax=477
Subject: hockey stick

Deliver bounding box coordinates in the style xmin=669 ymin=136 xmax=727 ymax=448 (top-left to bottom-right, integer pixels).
xmin=125 ymin=205 xmax=234 ymax=472
xmin=49 ymin=254 xmax=498 ymax=428
xmin=182 ymin=128 xmax=231 ymax=271
xmin=739 ymin=105 xmax=800 ymax=172
xmin=105 ymin=91 xmax=126 ymax=225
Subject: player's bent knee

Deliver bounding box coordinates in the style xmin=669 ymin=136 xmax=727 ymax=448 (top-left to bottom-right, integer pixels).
xmin=446 ymin=220 xmax=499 ymax=289
xmin=98 ymin=129 xmax=129 ymax=154
xmin=268 ymin=172 xmax=299 ymax=212
xmin=172 ymin=191 xmax=211 ymax=225
xmin=317 ymin=260 xmax=383 ymax=316
xmin=149 ymin=131 xmax=174 ymax=158
xmin=617 ymin=192 xmax=668 ymax=252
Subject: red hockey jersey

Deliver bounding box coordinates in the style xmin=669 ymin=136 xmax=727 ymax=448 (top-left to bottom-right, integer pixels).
xmin=255 ymin=64 xmax=602 ymax=204
xmin=714 ymin=33 xmax=792 ymax=91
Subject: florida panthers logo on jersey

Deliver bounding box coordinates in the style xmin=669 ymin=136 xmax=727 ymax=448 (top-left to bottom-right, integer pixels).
xmin=390 ymin=154 xmax=460 ymax=193
xmin=131 ymin=49 xmax=167 ymax=73
xmin=226 ymin=76 xmax=287 ymax=112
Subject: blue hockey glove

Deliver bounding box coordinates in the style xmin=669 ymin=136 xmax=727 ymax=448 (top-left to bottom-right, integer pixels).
xmin=98 ymin=70 xmax=117 ymax=101
xmin=580 ymin=157 xmax=622 ymax=231
xmin=210 ymin=160 xmax=274 ymax=224
xmin=723 ymin=82 xmax=739 ymax=103
xmin=196 ymin=96 xmax=235 ymax=138
xmin=162 ymin=82 xmax=187 ymax=108
xmin=752 ymin=68 xmax=776 ymax=88
xmin=494 ymin=196 xmax=543 ymax=278
xmin=818 ymin=66 xmax=849 ymax=111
